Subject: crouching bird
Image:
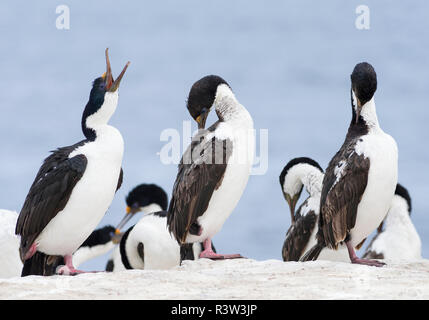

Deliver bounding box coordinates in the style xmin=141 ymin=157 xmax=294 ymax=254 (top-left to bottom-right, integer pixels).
xmin=15 ymin=49 xmax=130 ymax=276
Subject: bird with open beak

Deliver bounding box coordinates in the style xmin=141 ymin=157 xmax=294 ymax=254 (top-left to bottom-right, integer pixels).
xmin=15 ymin=49 xmax=130 ymax=276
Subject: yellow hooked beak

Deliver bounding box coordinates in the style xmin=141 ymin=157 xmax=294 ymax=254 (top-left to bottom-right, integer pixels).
xmin=195 ymin=107 xmax=210 ymax=129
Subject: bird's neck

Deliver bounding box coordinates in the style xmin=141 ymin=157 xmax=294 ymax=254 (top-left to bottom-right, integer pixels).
xmin=359 ymin=98 xmax=380 ymax=130
xmin=215 ymin=84 xmax=252 ymax=126
xmin=141 ymin=203 xmax=164 ymax=215
xmin=285 ymin=164 xmax=323 ymax=198
xmin=350 ymin=96 xmax=380 ymax=136
xmin=82 ymin=92 xmax=119 ymax=141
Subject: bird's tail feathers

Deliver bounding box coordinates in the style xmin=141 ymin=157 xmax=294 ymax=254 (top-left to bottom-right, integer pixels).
xmin=300 ymin=243 xmax=324 ymax=262
xmin=21 ymin=251 xmax=64 ymax=277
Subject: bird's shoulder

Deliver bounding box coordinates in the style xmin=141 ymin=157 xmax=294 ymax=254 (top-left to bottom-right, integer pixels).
xmin=15 ymin=140 xmax=89 ymax=240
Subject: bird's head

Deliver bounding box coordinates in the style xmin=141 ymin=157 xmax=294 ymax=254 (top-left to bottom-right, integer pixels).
xmin=350 ymin=62 xmax=377 ymax=124
xmin=115 ymin=184 xmax=168 ymax=234
xmin=187 ymin=75 xmax=230 ymax=129
xmin=82 ymin=48 xmax=130 ymax=139
xmin=279 ymin=157 xmax=324 ymax=223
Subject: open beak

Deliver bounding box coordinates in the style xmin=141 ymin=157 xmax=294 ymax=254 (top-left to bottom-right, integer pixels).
xmin=196 ymin=107 xmax=210 ymax=129
xmin=104 ymin=48 xmax=130 ymax=92
xmin=115 ymin=206 xmax=138 ymax=234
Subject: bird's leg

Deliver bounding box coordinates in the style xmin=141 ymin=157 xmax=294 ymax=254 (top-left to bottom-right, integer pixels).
xmin=25 ymin=242 xmax=38 ymax=260
xmin=346 ymin=241 xmax=385 ymax=267
xmin=199 ymin=238 xmax=244 ymax=260
xmin=56 ymin=255 xmax=85 ymax=276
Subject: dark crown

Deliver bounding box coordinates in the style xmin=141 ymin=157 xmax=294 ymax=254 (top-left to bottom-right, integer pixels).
xmin=126 ymin=184 xmax=168 ymax=211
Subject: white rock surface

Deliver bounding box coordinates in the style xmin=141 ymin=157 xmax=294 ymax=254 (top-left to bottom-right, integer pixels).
xmin=1 ymin=258 xmax=429 ymax=300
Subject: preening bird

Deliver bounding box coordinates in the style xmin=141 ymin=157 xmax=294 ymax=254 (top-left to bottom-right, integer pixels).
xmin=279 ymin=158 xmax=349 ymax=262
xmin=167 ymin=75 xmax=255 ymax=259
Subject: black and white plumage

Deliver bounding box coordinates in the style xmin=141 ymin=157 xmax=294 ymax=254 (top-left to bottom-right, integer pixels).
xmin=167 ymin=75 xmax=254 ymax=259
xmin=0 ymin=211 xmax=118 ymax=278
xmin=363 ymin=184 xmax=421 ymax=261
xmin=279 ymin=158 xmax=349 ymax=262
xmin=106 ymin=184 xmax=207 ymax=271
xmin=15 ymin=49 xmax=130 ymax=276
xmin=114 ymin=184 xmax=169 ymax=233
xmin=106 ymin=183 xmax=169 ymax=271
xmin=19 ymin=225 xmax=121 ymax=277
xmin=301 ymin=62 xmax=398 ymax=267
xmin=117 ymin=211 xmax=205 ymax=270
xmin=71 ymin=225 xmax=120 ymax=269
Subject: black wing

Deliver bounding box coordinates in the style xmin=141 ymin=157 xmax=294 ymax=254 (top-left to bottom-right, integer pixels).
xmin=317 ymin=140 xmax=370 ymax=249
xmin=15 ymin=141 xmax=88 ymax=256
xmin=282 ymin=205 xmax=318 ymax=262
xmin=167 ymin=123 xmax=233 ymax=244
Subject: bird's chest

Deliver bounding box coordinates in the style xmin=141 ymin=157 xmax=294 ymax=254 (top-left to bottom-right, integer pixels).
xmin=350 ymin=132 xmax=398 ymax=244
xmin=196 ymin=122 xmax=254 ymax=236
xmin=71 ymin=131 xmax=124 ymax=205
xmin=355 ymin=132 xmax=398 ymax=194
xmin=37 ymin=131 xmax=124 ymax=255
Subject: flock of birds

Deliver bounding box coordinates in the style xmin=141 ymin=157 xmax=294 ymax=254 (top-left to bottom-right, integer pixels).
xmin=0 ymin=49 xmax=423 ymax=279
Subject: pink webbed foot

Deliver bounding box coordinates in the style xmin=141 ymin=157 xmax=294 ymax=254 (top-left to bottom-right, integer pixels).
xmin=199 ymin=238 xmax=245 ymax=260
xmin=56 ymin=265 xmax=85 ymax=276
xmin=55 ymin=254 xmax=90 ymax=276
xmin=199 ymin=250 xmax=244 ymax=260
xmin=351 ymin=257 xmax=386 ymax=267
xmin=346 ymin=241 xmax=385 ymax=267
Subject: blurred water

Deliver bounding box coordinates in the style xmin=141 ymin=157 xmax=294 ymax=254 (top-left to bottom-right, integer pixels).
xmin=0 ymin=1 xmax=427 ymax=271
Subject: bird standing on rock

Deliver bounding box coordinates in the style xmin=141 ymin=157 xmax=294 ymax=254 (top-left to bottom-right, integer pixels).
xmin=301 ymin=62 xmax=398 ymax=267
xmin=167 ymin=75 xmax=255 ymax=259
xmin=15 ymin=49 xmax=130 ymax=276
